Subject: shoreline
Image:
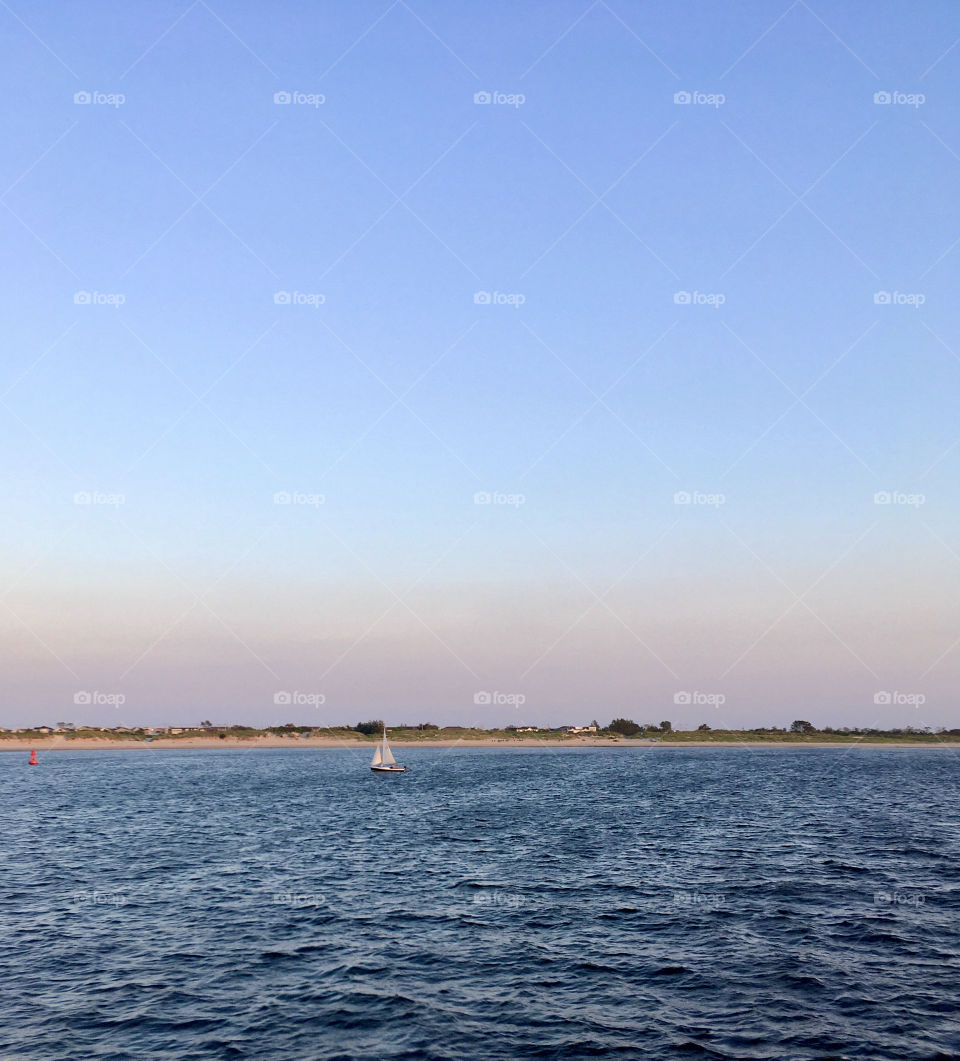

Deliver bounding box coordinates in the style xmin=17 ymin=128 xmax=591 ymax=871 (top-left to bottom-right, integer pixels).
xmin=2 ymin=736 xmax=958 ymax=751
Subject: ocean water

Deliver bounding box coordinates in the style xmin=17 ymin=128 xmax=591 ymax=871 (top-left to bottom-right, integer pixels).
xmin=1 ymin=746 xmax=958 ymax=1060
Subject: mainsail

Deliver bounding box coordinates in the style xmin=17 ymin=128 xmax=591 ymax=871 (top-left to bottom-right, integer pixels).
xmin=370 ymin=727 xmax=404 ymax=772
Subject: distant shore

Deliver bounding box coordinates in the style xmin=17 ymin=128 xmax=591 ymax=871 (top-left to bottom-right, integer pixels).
xmin=2 ymin=736 xmax=959 ymax=751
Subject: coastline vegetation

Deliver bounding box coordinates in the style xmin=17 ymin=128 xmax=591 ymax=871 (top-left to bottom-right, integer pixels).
xmin=3 ymin=720 xmax=958 ymax=744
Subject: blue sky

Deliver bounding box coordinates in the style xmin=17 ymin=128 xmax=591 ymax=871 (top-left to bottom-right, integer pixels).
xmin=2 ymin=0 xmax=960 ymax=728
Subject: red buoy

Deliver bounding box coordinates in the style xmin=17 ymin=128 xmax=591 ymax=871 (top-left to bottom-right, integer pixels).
xmin=28 ymin=749 xmax=38 ymax=765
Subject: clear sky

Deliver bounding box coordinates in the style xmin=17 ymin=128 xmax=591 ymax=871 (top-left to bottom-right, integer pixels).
xmin=2 ymin=1 xmax=959 ymax=729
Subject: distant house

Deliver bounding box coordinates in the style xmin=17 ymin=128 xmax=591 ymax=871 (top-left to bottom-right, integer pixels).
xmin=36 ymin=726 xmax=52 ymax=734
xmin=561 ymin=725 xmax=598 ymax=735
xmin=169 ymin=728 xmax=184 ymax=734
xmin=55 ymin=722 xmax=76 ymax=731
xmin=513 ymin=726 xmax=538 ymax=733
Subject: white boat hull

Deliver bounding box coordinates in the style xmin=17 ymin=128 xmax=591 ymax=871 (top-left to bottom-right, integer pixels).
xmin=371 ymin=728 xmax=405 ymax=772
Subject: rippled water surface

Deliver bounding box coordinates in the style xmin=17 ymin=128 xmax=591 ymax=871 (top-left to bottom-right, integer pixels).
xmin=2 ymin=747 xmax=959 ymax=1059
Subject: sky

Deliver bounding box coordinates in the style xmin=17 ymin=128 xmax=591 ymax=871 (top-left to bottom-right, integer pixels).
xmin=2 ymin=0 xmax=959 ymax=730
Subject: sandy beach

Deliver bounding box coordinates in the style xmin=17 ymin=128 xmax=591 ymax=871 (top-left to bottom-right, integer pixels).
xmin=2 ymin=736 xmax=957 ymax=751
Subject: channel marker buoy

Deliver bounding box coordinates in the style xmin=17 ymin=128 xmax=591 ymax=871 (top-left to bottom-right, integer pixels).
xmin=28 ymin=749 xmax=38 ymax=766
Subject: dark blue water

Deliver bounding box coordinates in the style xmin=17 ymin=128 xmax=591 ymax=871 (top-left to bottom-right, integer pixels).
xmin=2 ymin=747 xmax=958 ymax=1060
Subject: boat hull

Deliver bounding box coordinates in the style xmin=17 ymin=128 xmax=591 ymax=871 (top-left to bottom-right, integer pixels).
xmin=370 ymin=764 xmax=406 ymax=773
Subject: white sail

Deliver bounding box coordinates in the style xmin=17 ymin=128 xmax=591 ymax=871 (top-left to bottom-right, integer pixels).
xmin=371 ymin=745 xmax=383 ymax=767
xmin=380 ymin=739 xmax=396 ymax=766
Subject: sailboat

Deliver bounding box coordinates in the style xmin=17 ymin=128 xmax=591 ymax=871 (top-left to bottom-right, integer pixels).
xmin=370 ymin=728 xmax=406 ymax=773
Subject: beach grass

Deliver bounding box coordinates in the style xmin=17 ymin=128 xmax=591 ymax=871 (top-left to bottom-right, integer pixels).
xmin=2 ymin=725 xmax=956 ymax=746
